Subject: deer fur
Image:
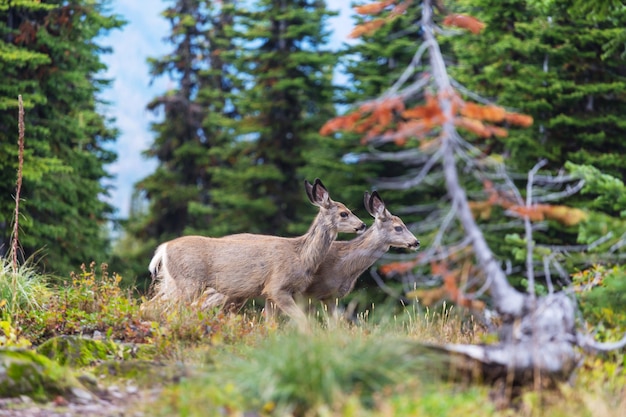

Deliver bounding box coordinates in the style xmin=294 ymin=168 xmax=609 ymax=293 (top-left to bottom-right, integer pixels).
xmin=206 ymin=191 xmax=420 ymax=315
xmin=148 ymin=178 xmax=366 ymax=326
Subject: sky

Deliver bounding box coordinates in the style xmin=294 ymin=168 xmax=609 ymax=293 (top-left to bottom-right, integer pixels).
xmin=100 ymin=0 xmax=355 ymax=219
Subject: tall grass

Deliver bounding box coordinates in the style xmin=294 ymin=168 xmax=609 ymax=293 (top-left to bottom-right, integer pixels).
xmin=0 ymin=252 xmax=50 ymax=317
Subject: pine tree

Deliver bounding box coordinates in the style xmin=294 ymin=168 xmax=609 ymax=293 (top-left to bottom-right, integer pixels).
xmin=121 ymin=0 xmax=239 ymax=286
xmin=450 ymin=0 xmax=626 ymax=178
xmin=0 ymin=1 xmax=123 ymax=276
xmin=209 ymin=0 xmax=339 ymax=236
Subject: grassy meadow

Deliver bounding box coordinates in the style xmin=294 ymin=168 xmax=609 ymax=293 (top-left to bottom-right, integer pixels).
xmin=1 ymin=260 xmax=625 ymax=416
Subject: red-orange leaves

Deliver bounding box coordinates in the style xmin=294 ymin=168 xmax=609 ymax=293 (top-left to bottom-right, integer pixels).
xmin=402 ymin=95 xmax=443 ymax=120
xmin=460 ymin=102 xmax=506 ymax=122
xmin=319 ymin=98 xmax=404 ymax=142
xmin=543 ymin=205 xmax=587 ymax=226
xmin=349 ymin=0 xmax=412 ymax=38
xmin=455 ymin=101 xmax=531 ymax=139
xmin=442 ymin=14 xmax=485 ymax=34
xmin=354 ymin=0 xmax=396 ymax=15
xmin=319 ymin=112 xmax=362 ymax=136
xmin=507 ymin=204 xmax=588 ymax=226
xmin=349 ymin=18 xmax=387 ymax=38
xmin=504 ymin=112 xmax=534 ymax=127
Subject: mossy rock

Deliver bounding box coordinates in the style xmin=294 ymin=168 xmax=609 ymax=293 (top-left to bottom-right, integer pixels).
xmin=93 ymin=359 xmax=190 ymax=387
xmin=36 ymin=336 xmax=120 ymax=367
xmin=0 ymin=348 xmax=88 ymax=401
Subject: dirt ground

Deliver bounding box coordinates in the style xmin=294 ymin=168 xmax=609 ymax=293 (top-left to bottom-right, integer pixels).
xmin=0 ymin=385 xmax=161 ymax=417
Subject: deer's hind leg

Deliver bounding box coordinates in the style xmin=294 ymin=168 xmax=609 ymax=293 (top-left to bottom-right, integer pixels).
xmin=265 ymin=290 xmax=309 ymax=331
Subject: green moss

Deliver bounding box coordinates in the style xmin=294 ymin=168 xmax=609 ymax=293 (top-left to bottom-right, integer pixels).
xmin=36 ymin=336 xmax=120 ymax=367
xmin=0 ymin=348 xmax=86 ymax=401
xmin=93 ymin=359 xmax=188 ymax=387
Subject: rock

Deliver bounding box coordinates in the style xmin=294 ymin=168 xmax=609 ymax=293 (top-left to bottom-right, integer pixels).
xmin=36 ymin=336 xmax=121 ymax=368
xmin=0 ymin=348 xmax=89 ymax=401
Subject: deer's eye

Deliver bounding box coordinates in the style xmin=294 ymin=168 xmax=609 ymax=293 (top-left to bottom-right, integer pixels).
xmin=340 ymin=212 xmax=349 ymax=218
xmin=394 ymin=226 xmax=403 ymax=232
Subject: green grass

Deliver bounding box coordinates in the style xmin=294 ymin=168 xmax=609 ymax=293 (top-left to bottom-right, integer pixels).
xmin=1 ymin=260 xmax=624 ymax=417
xmin=0 ymin=252 xmax=50 ymax=317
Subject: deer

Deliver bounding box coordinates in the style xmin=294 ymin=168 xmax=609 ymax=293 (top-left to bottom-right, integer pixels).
xmin=147 ymin=178 xmax=367 ymax=327
xmin=204 ymin=190 xmax=420 ymax=317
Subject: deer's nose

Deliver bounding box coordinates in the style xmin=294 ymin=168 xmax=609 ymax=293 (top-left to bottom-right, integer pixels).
xmin=409 ymin=239 xmax=420 ymax=249
xmin=356 ymin=222 xmax=367 ymax=233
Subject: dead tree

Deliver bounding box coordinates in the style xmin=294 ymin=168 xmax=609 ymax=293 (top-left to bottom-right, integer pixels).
xmin=323 ymin=0 xmax=626 ymax=385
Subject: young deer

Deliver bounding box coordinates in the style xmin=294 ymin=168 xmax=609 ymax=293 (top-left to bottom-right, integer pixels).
xmin=148 ymin=178 xmax=366 ymax=327
xmin=207 ymin=191 xmax=420 ymax=316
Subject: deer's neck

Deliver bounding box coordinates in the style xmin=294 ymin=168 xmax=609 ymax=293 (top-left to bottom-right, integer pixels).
xmin=299 ymin=211 xmax=337 ymax=272
xmin=336 ymin=228 xmax=388 ymax=277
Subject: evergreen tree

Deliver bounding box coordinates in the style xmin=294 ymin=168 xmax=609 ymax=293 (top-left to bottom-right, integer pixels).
xmin=121 ymin=0 xmax=239 ymax=286
xmin=0 ymin=1 xmax=123 ymax=277
xmin=451 ymin=0 xmax=626 ymax=178
xmin=209 ymin=0 xmax=339 ymax=236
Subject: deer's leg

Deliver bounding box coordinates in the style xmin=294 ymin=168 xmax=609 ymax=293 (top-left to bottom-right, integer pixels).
xmin=222 ymin=297 xmax=246 ymax=314
xmin=264 ymin=299 xmax=279 ymax=323
xmin=267 ymin=291 xmax=309 ymax=330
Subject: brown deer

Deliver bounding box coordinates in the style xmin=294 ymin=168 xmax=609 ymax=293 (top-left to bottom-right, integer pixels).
xmin=148 ymin=178 xmax=366 ymax=327
xmin=207 ymin=191 xmax=420 ymax=316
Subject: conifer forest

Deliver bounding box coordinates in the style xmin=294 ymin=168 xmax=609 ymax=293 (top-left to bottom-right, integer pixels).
xmin=0 ymin=0 xmax=625 ymax=415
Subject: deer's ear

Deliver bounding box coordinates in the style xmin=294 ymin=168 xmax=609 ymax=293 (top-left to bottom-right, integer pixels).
xmin=304 ymin=179 xmax=315 ymax=203
xmin=369 ymin=191 xmax=388 ymax=218
xmin=313 ymin=179 xmax=331 ymax=207
xmin=364 ymin=192 xmax=375 ymax=217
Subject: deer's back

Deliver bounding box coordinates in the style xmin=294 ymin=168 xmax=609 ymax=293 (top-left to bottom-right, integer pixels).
xmin=165 ymin=234 xmax=311 ymax=299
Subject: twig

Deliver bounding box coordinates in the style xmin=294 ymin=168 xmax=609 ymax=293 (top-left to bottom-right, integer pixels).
xmin=13 ymin=95 xmax=25 ymax=272
xmin=383 ymin=39 xmax=434 ymax=99
xmin=375 ymin=148 xmax=443 ymax=189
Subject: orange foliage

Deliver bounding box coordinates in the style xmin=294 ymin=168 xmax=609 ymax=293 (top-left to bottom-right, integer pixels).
xmin=542 ymin=205 xmax=588 ymax=226
xmin=402 ymin=95 xmax=443 ymax=119
xmin=460 ymin=102 xmax=506 ymax=122
xmin=379 ymin=259 xmax=418 ymax=276
xmin=319 ymin=112 xmax=362 ymax=135
xmin=442 ymin=14 xmax=486 ymax=34
xmin=390 ymin=120 xmax=428 ymax=144
xmin=390 ymin=0 xmax=411 ymax=17
xmin=349 ymin=18 xmax=387 ymax=38
xmin=504 ymin=112 xmax=534 ymax=127
xmin=485 ymin=125 xmax=509 ymax=138
xmin=507 ymin=205 xmax=547 ymax=222
xmin=354 ymin=0 xmax=396 ymax=15
xmin=506 ymin=204 xmax=587 ymax=226
xmin=468 ymin=200 xmax=493 ymax=220
xmin=455 ymin=117 xmax=491 ymax=138
xmin=320 ymin=74 xmax=533 ymax=145
xmin=406 ymin=261 xmax=486 ymax=310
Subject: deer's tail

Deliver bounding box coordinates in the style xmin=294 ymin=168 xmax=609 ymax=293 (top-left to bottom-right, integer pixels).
xmin=148 ymin=243 xmax=167 ymax=280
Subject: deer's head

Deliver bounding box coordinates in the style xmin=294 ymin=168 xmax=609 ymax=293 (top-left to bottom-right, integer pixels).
xmin=305 ymin=178 xmax=366 ymax=234
xmin=365 ymin=191 xmax=420 ymax=250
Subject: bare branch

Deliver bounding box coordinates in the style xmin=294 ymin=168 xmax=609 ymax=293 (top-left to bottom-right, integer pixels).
xmin=577 ymin=332 xmax=626 ymax=353
xmin=383 ymin=39 xmax=435 ymax=98
xmin=609 ymin=231 xmax=626 ymax=253
xmin=532 ymin=179 xmax=585 ymax=203
xmin=543 ymin=255 xmax=555 ymax=294
xmin=525 ymin=160 xmax=547 ymax=297
xmin=375 ymin=148 xmax=443 ymax=189
xmin=450 ymin=78 xmax=496 ymax=106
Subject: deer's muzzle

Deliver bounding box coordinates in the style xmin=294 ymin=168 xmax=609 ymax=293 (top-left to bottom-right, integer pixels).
xmin=408 ymin=239 xmax=420 ymax=249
